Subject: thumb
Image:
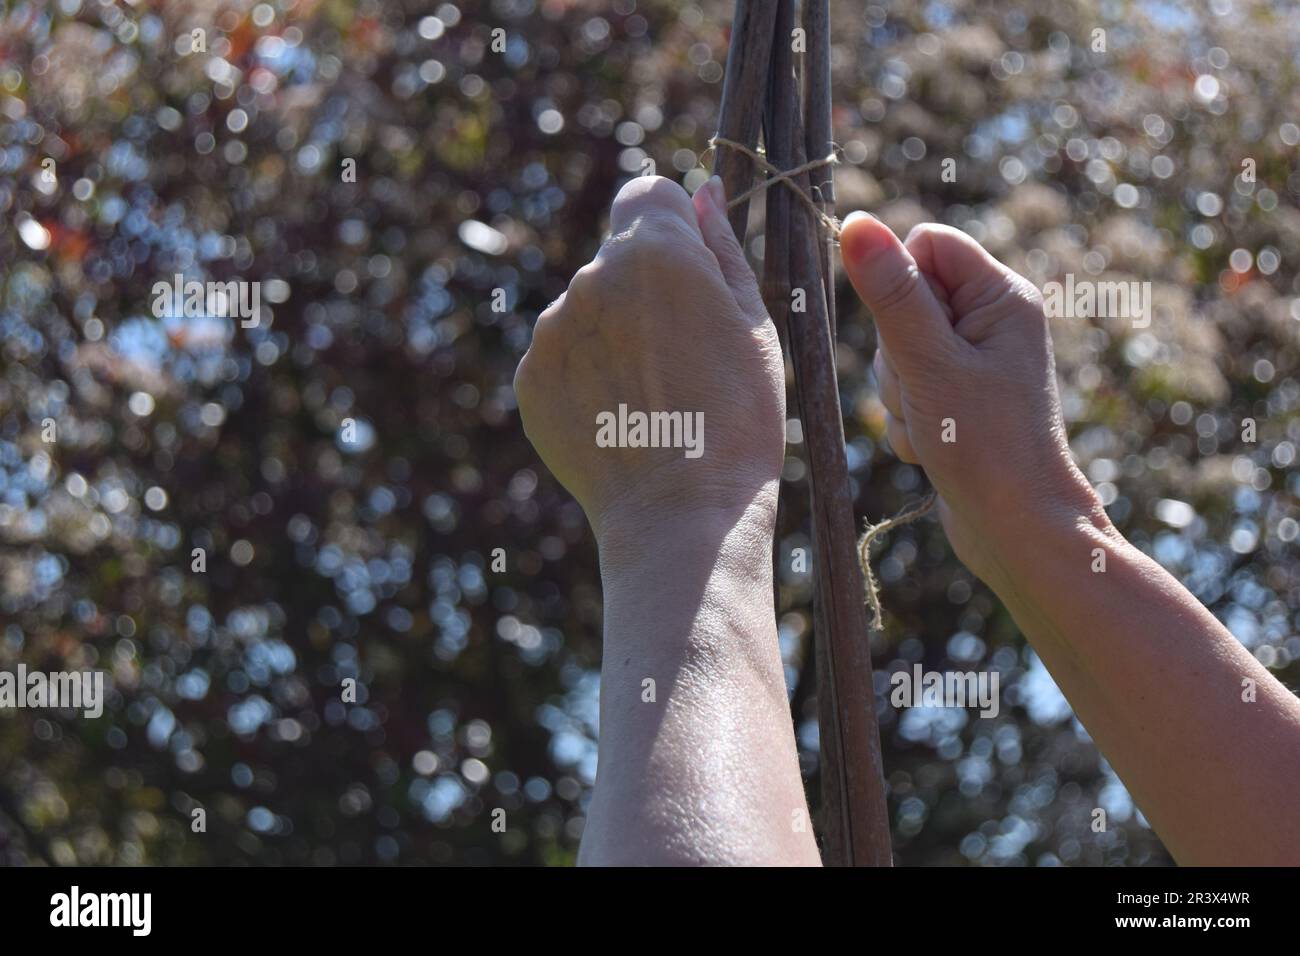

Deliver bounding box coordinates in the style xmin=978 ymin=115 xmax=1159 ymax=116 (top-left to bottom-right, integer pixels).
xmin=693 ymin=176 xmax=768 ymax=322
xmin=840 ymin=211 xmax=956 ymax=373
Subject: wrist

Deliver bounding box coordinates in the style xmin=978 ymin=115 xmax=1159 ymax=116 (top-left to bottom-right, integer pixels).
xmin=954 ymin=464 xmax=1118 ymax=593
xmin=595 ymin=492 xmax=780 ymax=658
xmin=594 ymin=485 xmax=779 ymax=582
xmin=972 ymin=478 xmax=1120 ymax=599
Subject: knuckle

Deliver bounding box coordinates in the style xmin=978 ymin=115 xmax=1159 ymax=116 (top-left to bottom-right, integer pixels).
xmin=885 ymin=415 xmax=917 ymax=463
xmin=873 ymin=345 xmax=894 ymax=379
xmin=515 ymin=315 xmax=565 ymax=409
xmin=903 ymin=222 xmax=958 ymax=263
xmin=633 ymin=220 xmax=696 ymax=264
xmin=611 ymin=173 xmax=666 ymax=204
xmin=903 ymin=221 xmax=942 ymax=246
xmin=1004 ymin=276 xmax=1047 ymax=321
xmin=874 ymin=359 xmax=894 ymax=397
xmin=610 ymin=217 xmax=700 ymax=276
xmin=872 ymin=261 xmax=923 ymax=315
xmin=513 ymin=351 xmax=536 ymax=412
xmin=565 ymin=262 xmax=602 ymax=304
xmin=1021 ymin=283 xmax=1047 ymax=315
xmin=611 ymin=175 xmax=692 ymax=219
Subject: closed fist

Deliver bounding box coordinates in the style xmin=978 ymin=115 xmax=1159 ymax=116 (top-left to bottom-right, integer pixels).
xmin=514 ymin=176 xmax=786 ymax=547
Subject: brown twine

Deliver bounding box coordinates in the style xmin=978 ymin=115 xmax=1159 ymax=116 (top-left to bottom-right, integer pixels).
xmin=858 ymin=492 xmax=938 ymax=631
xmin=707 ymin=135 xmax=844 ymax=240
xmin=709 ymin=133 xmax=940 ymax=632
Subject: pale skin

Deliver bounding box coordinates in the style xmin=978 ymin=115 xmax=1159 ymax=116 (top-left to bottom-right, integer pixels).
xmin=514 ymin=174 xmax=1300 ymax=866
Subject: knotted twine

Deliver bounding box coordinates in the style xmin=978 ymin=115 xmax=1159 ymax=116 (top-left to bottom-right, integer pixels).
xmin=707 ymin=135 xmax=939 ymax=631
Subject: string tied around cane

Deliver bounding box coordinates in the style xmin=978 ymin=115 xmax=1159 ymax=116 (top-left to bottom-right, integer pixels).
xmin=707 ymin=134 xmax=940 ymax=632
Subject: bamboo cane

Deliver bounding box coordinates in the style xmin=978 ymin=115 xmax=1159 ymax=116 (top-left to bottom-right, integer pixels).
xmin=802 ymin=0 xmax=837 ymax=339
xmin=716 ymin=0 xmax=892 ymax=866
xmin=712 ymin=0 xmax=780 ymax=244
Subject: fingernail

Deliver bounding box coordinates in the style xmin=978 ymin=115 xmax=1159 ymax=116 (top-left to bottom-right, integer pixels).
xmin=704 ymin=175 xmax=726 ymax=213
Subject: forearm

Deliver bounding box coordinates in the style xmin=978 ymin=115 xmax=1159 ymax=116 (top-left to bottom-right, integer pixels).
xmin=577 ymin=502 xmax=821 ymax=866
xmin=980 ymin=504 xmax=1300 ymax=865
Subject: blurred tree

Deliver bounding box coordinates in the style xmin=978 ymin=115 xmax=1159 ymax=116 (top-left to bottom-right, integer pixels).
xmin=1 ymin=0 xmax=1297 ymax=866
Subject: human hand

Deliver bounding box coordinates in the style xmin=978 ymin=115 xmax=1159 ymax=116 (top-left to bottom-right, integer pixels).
xmin=514 ymin=176 xmax=785 ymax=554
xmin=517 ymin=178 xmax=815 ymax=866
xmin=839 ymin=214 xmax=1106 ymax=585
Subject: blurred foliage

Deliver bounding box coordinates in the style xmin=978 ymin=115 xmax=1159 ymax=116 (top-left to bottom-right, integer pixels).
xmin=2 ymin=0 xmax=1299 ymax=866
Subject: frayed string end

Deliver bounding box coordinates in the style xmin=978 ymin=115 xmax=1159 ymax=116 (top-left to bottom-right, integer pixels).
xmin=858 ymin=490 xmax=938 ymax=631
